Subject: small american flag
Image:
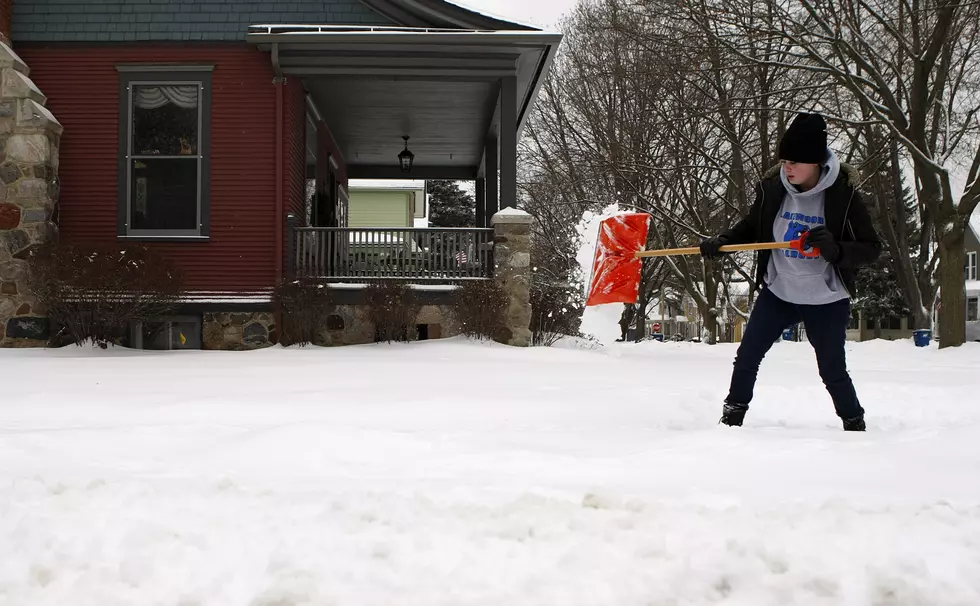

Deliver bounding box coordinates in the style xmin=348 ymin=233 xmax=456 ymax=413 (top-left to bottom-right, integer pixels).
xmin=455 ymin=250 xmax=468 ymax=265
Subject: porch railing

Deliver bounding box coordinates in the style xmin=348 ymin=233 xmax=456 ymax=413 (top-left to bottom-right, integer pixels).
xmin=291 ymin=226 xmax=495 ymax=282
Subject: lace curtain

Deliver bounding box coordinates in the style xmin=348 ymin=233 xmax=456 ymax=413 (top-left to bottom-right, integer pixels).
xmin=133 ymin=85 xmax=198 ymax=110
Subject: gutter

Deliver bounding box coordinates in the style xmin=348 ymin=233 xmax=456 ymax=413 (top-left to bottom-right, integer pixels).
xmin=246 ymin=27 xmax=563 ymax=47
xmin=517 ymin=36 xmax=561 ymax=137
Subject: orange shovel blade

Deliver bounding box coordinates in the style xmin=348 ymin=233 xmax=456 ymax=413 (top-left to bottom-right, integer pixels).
xmin=586 ymin=213 xmax=651 ymax=306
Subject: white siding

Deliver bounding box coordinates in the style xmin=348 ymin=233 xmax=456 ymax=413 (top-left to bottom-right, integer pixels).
xmin=348 ymin=191 xmax=411 ymax=227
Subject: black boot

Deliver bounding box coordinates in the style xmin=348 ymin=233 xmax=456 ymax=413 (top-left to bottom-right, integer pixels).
xmin=719 ymin=403 xmax=748 ymax=427
xmin=842 ymin=415 xmax=866 ymax=431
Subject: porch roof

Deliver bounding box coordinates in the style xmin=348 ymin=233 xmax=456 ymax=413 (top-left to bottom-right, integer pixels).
xmin=358 ymin=0 xmax=540 ymax=31
xmin=247 ymin=25 xmax=561 ymax=180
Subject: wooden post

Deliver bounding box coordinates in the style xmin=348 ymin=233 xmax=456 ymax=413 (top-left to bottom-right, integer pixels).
xmin=499 ymin=76 xmax=518 ymax=211
xmin=485 ymin=136 xmax=499 ymax=222
xmin=286 ymin=213 xmax=298 ymax=277
xmin=475 ymin=176 xmax=486 ymax=228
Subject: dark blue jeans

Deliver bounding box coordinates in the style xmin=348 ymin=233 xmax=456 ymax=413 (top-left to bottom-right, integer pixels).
xmin=727 ymin=288 xmax=864 ymax=420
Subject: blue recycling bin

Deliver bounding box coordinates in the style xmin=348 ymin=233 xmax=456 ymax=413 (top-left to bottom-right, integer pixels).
xmin=652 ymin=333 xmax=664 ymax=342
xmin=913 ymin=329 xmax=931 ymax=347
xmin=782 ymin=327 xmax=795 ymax=342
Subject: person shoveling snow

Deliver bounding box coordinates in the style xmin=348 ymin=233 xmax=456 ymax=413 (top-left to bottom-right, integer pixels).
xmin=584 ymin=113 xmax=882 ymax=430
xmin=699 ymin=112 xmax=881 ymax=431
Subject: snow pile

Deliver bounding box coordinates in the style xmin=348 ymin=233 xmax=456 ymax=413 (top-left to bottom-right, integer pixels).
xmin=2 ymin=339 xmax=980 ymax=605
xmin=576 ymin=204 xmax=629 ymax=345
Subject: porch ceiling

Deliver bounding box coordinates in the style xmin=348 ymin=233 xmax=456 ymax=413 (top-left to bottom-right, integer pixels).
xmin=305 ymin=78 xmax=495 ymax=177
xmin=247 ymin=26 xmax=562 ymax=180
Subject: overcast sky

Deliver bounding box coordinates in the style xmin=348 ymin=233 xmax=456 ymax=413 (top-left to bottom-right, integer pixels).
xmin=450 ymin=0 xmax=577 ymax=29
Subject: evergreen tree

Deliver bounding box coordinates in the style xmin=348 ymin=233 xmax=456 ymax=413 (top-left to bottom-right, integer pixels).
xmin=853 ymin=157 xmax=919 ymax=335
xmin=854 ymin=255 xmax=911 ymax=337
xmin=427 ymin=180 xmax=475 ymax=227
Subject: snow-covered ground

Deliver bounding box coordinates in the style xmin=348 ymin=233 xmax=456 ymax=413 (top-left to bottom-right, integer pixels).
xmin=2 ymin=338 xmax=980 ymax=605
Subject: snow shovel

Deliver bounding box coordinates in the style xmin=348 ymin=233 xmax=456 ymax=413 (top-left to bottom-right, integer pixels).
xmin=584 ymin=213 xmax=818 ymax=306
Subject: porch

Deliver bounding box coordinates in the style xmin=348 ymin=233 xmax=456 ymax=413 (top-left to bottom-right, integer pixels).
xmin=247 ymin=24 xmax=559 ymax=285
xmin=288 ymin=224 xmax=495 ymax=283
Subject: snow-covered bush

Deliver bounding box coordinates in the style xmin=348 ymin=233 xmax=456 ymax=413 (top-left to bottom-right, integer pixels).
xmin=273 ymin=279 xmax=334 ymax=347
xmin=364 ymin=281 xmax=421 ymax=343
xmin=531 ymin=283 xmax=582 ymax=346
xmin=27 ymin=242 xmax=184 ymax=348
xmin=449 ymin=280 xmax=508 ymax=341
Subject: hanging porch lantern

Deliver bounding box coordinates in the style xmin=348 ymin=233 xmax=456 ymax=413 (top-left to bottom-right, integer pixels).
xmin=398 ymin=136 xmax=415 ymax=172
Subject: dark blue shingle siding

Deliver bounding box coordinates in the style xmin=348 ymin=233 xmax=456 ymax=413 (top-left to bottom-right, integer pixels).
xmin=13 ymin=0 xmax=393 ymax=42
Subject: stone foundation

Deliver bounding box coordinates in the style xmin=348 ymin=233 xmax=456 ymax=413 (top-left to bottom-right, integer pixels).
xmin=490 ymin=208 xmax=532 ymax=346
xmin=203 ymin=312 xmax=276 ymax=350
xmin=315 ymin=303 xmax=460 ymax=346
xmin=417 ymin=304 xmax=461 ymax=340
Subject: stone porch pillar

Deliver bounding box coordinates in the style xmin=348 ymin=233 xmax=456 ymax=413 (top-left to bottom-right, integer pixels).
xmin=491 ymin=207 xmax=531 ymax=347
xmin=0 ymin=42 xmax=62 ymax=347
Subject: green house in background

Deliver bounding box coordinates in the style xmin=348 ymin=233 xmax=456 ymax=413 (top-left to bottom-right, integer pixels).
xmin=348 ymin=180 xmax=429 ymax=229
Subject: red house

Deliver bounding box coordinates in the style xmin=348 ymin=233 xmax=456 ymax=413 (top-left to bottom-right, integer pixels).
xmin=0 ymin=0 xmax=560 ymax=349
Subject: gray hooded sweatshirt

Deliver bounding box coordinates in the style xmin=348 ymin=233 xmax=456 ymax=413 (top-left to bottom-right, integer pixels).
xmin=765 ymin=149 xmax=850 ymax=305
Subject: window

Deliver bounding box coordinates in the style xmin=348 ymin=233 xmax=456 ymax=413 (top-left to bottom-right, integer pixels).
xmin=131 ymin=316 xmax=202 ymax=350
xmin=969 ymin=297 xmax=979 ymax=323
xmin=117 ymin=66 xmax=212 ymax=238
xmin=968 ymin=251 xmax=978 ymax=282
xmin=886 ymin=315 xmax=902 ymax=330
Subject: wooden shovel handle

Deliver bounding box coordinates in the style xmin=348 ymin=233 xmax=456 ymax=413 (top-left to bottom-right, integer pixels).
xmin=634 ymin=241 xmax=794 ymax=258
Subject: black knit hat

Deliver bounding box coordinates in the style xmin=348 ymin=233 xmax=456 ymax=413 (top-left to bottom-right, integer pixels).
xmin=779 ymin=113 xmax=828 ymax=164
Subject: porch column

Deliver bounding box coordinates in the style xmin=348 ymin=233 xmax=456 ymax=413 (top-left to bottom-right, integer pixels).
xmin=491 ymin=208 xmax=532 ymax=347
xmin=499 ymin=76 xmax=518 ymax=211
xmin=485 ymin=136 xmax=498 ymax=225
xmin=475 ymin=176 xmax=486 ymax=227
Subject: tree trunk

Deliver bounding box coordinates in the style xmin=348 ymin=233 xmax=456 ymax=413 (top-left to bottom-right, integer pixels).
xmin=937 ymin=228 xmax=967 ymax=348
xmin=635 ymin=284 xmax=648 ymax=343
xmin=701 ymin=262 xmax=719 ymax=344
xmin=885 ymin=139 xmax=933 ymax=330
xmin=873 ymin=319 xmax=882 ymax=340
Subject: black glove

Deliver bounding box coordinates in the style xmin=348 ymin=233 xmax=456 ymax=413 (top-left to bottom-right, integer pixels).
xmin=804 ymin=225 xmax=840 ymax=262
xmin=699 ymin=235 xmax=730 ymax=259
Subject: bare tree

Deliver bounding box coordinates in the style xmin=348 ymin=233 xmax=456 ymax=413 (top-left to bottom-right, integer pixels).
xmin=523 ymin=0 xmax=879 ymax=344
xmin=701 ymin=0 xmax=980 ymax=347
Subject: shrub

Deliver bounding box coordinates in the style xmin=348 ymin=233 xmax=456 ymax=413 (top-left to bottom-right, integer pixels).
xmin=449 ymin=280 xmax=508 ymax=341
xmin=531 ymin=284 xmax=583 ymax=347
xmin=27 ymin=242 xmax=184 ymax=348
xmin=364 ymin=281 xmax=421 ymax=343
xmin=273 ymin=278 xmax=335 ymax=347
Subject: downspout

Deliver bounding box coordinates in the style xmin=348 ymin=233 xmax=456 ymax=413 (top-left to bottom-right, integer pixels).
xmin=273 ymin=43 xmax=285 ymax=286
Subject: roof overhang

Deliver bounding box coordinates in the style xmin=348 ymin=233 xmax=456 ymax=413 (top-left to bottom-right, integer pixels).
xmin=247 ymin=26 xmax=561 ymax=179
xmin=247 ymin=26 xmax=561 ymax=137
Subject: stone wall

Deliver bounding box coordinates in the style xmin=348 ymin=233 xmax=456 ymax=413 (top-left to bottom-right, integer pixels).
xmin=315 ymin=303 xmax=460 ymax=346
xmin=0 ymin=42 xmax=61 ymax=347
xmin=490 ymin=208 xmax=532 ymax=347
xmin=417 ymin=304 xmax=461 ymax=340
xmin=203 ymin=312 xmax=276 ymax=350
xmin=316 ymin=304 xmax=374 ymax=346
